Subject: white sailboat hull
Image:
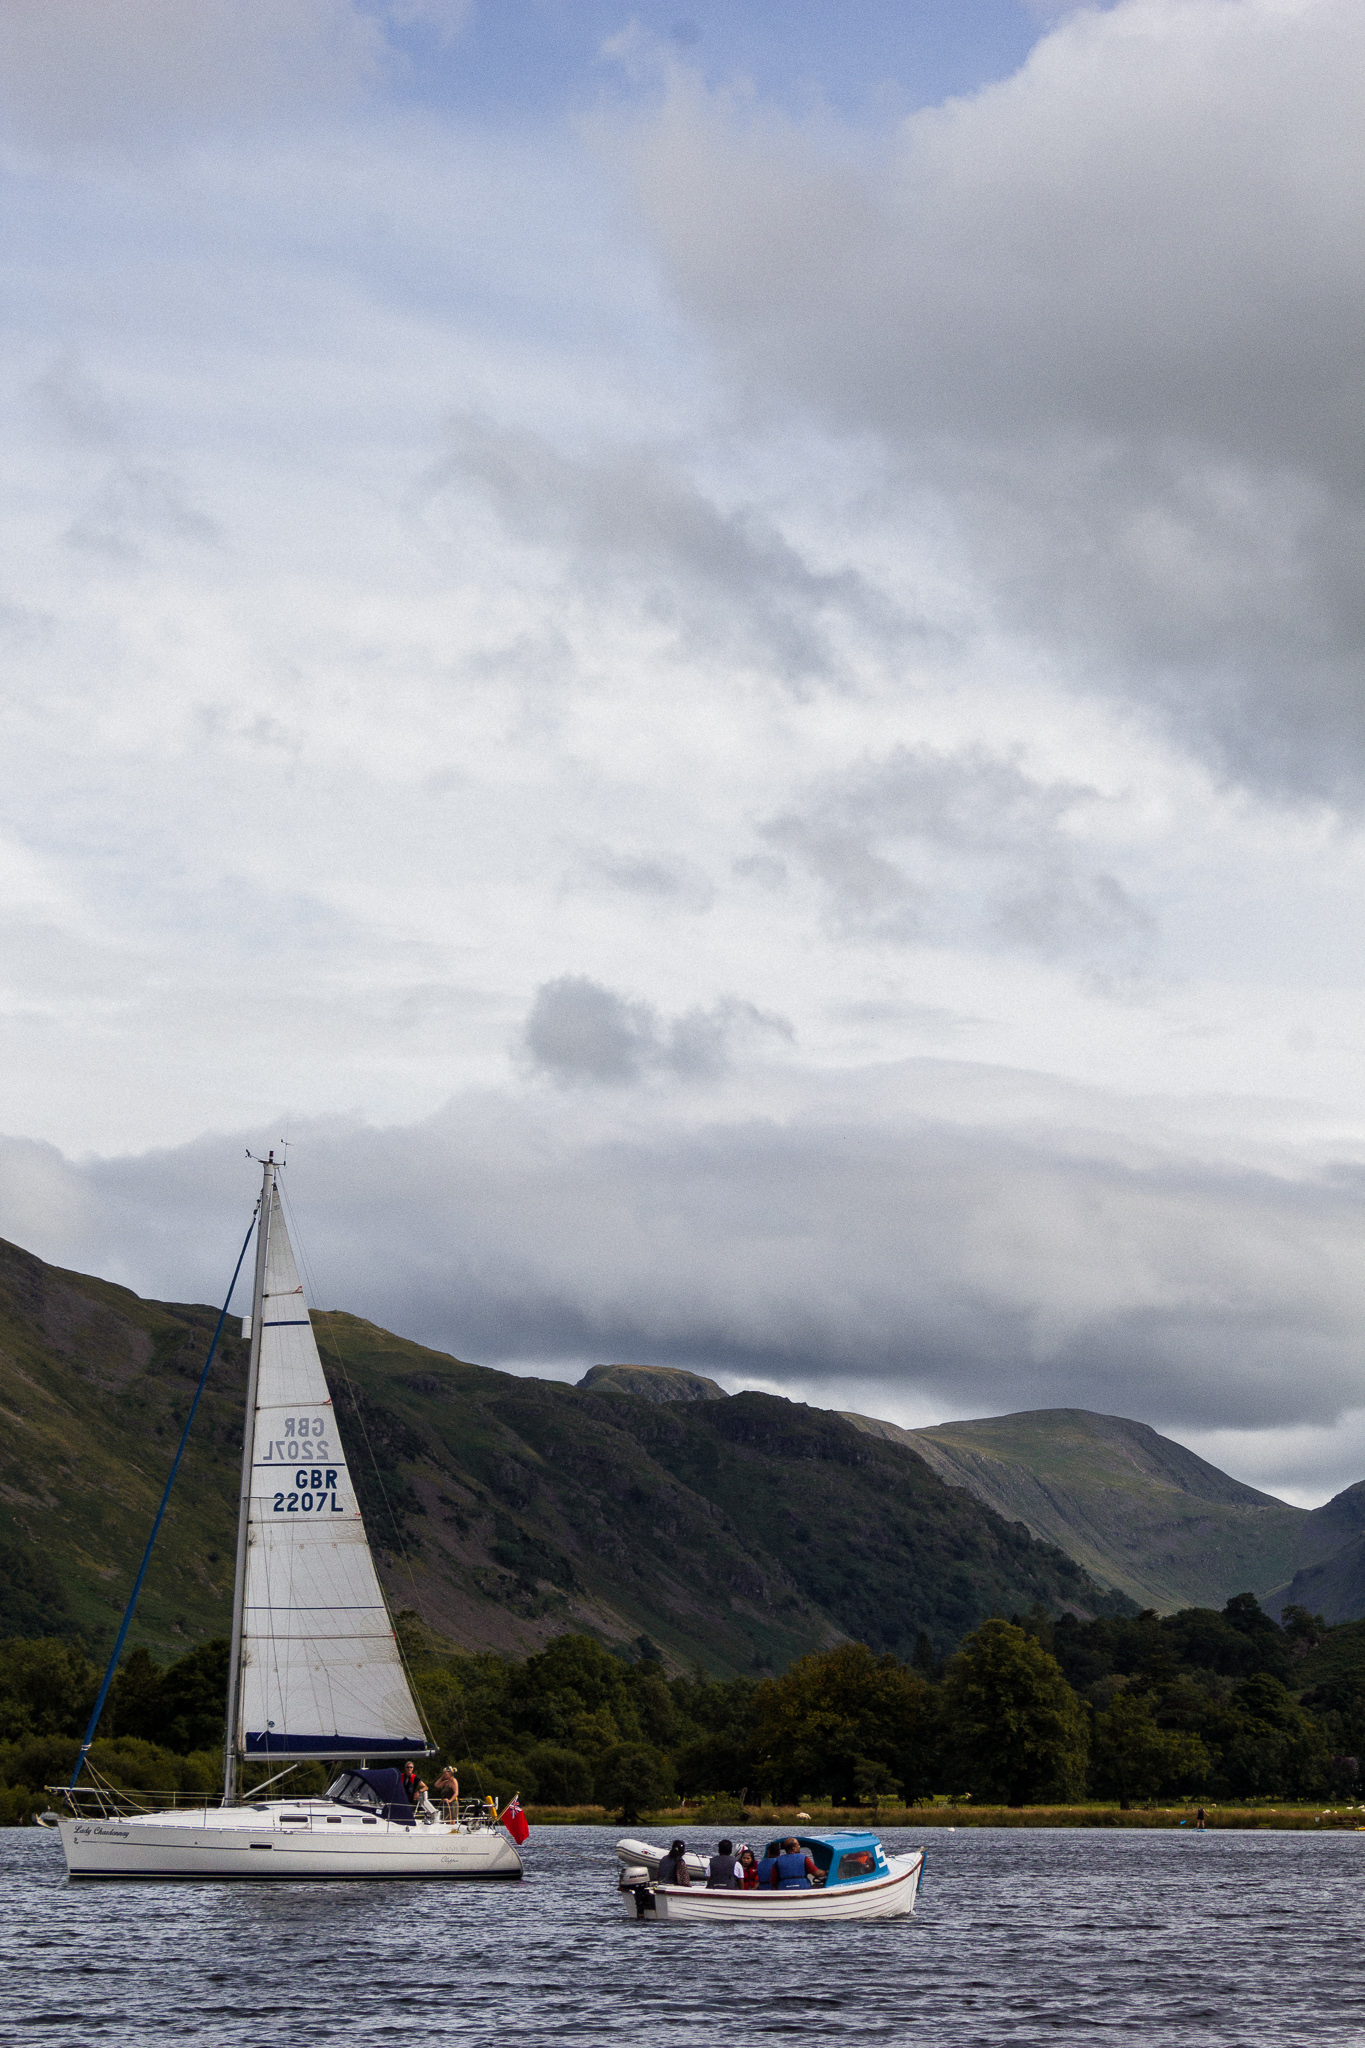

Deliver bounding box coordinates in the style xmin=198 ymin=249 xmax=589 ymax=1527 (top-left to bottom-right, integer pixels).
xmin=648 ymin=1852 xmax=923 ymax=1921
xmin=54 ymin=1801 xmax=524 ymax=1880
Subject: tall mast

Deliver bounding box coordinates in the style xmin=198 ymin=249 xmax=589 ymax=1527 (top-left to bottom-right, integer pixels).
xmin=222 ymin=1154 xmax=275 ymax=1806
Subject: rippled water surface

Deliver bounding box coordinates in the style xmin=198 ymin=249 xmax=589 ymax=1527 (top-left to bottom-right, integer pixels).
xmin=7 ymin=1824 xmax=1365 ymax=2045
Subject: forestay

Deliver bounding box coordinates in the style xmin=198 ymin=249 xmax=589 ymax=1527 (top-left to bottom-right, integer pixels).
xmin=235 ymin=1189 xmax=428 ymax=1758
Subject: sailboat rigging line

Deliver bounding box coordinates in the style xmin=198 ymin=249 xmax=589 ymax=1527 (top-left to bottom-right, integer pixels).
xmin=274 ymin=1180 xmax=437 ymax=1753
xmin=68 ymin=1209 xmax=260 ymax=1790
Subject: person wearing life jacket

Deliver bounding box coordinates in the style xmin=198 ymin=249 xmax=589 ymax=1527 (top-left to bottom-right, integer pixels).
xmin=706 ymin=1838 xmax=743 ymax=1888
xmin=771 ymin=1837 xmax=819 ymax=1889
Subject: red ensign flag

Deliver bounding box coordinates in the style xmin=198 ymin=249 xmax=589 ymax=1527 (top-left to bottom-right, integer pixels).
xmin=500 ymin=1795 xmax=529 ymax=1845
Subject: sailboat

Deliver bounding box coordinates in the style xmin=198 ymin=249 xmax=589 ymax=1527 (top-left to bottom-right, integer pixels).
xmin=46 ymin=1156 xmax=523 ymax=1879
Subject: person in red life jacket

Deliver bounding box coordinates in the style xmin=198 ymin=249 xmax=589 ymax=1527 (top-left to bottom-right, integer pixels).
xmin=498 ymin=1794 xmax=530 ymax=1845
xmin=737 ymin=1845 xmax=760 ymax=1889
xmin=399 ymin=1761 xmax=419 ymax=1806
xmin=771 ymin=1837 xmax=819 ymax=1889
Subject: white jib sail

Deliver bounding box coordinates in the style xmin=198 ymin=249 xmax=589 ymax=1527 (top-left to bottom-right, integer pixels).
xmin=237 ymin=1189 xmax=427 ymax=1758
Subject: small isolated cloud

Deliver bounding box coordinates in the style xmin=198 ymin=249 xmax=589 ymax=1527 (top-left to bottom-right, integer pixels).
xmin=31 ymin=357 xmax=220 ymax=559
xmin=384 ymin=0 xmax=472 ymax=43
xmin=522 ymin=973 xmax=791 ymax=1086
xmin=759 ymin=743 xmax=1152 ymax=965
xmin=67 ymin=465 xmax=221 ymax=558
xmin=570 ymin=843 xmax=715 ymax=912
xmin=31 ymin=357 xmax=123 ymax=448
xmin=427 ymin=415 xmax=915 ymax=691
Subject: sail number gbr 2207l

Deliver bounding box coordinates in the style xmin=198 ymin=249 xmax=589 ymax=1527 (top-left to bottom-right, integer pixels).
xmin=261 ymin=1414 xmax=344 ymax=1513
xmin=271 ymin=1469 xmax=343 ymax=1513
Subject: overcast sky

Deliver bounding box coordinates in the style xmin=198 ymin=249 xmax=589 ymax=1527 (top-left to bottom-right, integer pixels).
xmin=1 ymin=0 xmax=1362 ymax=1506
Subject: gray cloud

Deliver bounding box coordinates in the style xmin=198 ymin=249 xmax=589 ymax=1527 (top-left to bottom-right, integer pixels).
xmin=570 ymin=844 xmax=716 ymax=912
xmin=522 ymin=974 xmax=791 ymax=1086
xmin=427 ymin=414 xmax=921 ymax=691
xmin=0 ymin=1 xmax=386 ymax=147
xmin=32 ymin=357 xmax=220 ymax=558
xmin=5 ymin=1083 xmax=1365 ymax=1475
xmin=758 ymin=743 xmax=1152 ymax=965
xmin=622 ymin=1 xmax=1365 ymax=796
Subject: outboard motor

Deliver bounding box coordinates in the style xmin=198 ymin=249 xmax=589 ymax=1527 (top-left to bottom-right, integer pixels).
xmin=618 ymin=1863 xmax=656 ymax=1917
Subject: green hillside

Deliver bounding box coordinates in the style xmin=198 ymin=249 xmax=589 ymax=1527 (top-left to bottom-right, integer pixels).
xmin=1259 ymin=1482 xmax=1365 ymax=1625
xmin=576 ymin=1362 xmax=726 ymax=1402
xmin=844 ymin=1407 xmax=1306 ymax=1613
xmin=0 ymin=1236 xmax=1129 ymax=1674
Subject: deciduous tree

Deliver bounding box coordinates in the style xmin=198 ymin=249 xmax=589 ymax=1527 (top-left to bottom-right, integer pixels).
xmin=941 ymin=1620 xmax=1087 ymax=1806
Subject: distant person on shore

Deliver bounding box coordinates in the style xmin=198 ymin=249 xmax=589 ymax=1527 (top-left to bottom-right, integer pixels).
xmin=771 ymin=1837 xmax=819 ymax=1889
xmin=434 ymin=1766 xmax=459 ymax=1819
xmin=1195 ymin=1808 xmax=1206 ymax=1830
xmin=659 ymin=1839 xmax=692 ymax=1885
xmin=707 ymin=1838 xmax=743 ymax=1888
xmin=737 ymin=1845 xmax=759 ymax=1889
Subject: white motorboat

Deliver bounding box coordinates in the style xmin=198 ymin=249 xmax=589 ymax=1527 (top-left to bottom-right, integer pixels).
xmin=616 ymin=1831 xmax=924 ymax=1922
xmin=45 ymin=1155 xmax=523 ymax=1882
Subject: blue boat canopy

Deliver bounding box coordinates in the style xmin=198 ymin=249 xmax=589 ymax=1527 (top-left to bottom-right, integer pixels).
xmin=761 ymin=1830 xmax=891 ymax=1886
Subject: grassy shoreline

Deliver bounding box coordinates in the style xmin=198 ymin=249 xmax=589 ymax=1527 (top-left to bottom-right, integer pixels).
xmin=525 ymin=1801 xmax=1365 ymax=1832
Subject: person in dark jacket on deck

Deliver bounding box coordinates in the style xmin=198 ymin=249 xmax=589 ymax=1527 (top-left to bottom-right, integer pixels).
xmin=400 ymin=1761 xmax=419 ymax=1806
xmin=659 ymin=1839 xmax=692 ymax=1885
xmin=707 ymin=1838 xmax=743 ymax=1888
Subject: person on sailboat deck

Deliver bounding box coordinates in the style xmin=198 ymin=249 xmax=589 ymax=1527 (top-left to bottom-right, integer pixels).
xmin=400 ymin=1762 xmax=419 ymax=1805
xmin=659 ymin=1839 xmax=692 ymax=1885
xmin=433 ymin=1766 xmax=459 ymax=1818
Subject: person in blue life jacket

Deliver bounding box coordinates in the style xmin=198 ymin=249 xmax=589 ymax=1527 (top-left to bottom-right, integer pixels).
xmin=771 ymin=1837 xmax=820 ymax=1889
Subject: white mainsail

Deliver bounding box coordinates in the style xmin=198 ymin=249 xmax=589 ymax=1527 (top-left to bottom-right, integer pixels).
xmin=231 ymin=1185 xmax=428 ymax=1761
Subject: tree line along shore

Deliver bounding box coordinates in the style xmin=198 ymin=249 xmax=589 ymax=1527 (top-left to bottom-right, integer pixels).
xmin=3 ymin=1593 xmax=1364 ymax=1827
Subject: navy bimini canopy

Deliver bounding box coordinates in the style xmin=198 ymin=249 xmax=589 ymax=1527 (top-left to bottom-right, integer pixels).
xmin=328 ymin=1767 xmax=417 ymax=1826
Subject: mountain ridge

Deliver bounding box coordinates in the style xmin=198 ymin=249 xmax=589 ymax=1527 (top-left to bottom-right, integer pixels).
xmin=0 ymin=1235 xmax=1128 ymax=1674
xmin=842 ymin=1407 xmax=1308 ymax=1614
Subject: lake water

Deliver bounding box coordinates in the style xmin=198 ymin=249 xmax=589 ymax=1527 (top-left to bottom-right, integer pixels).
xmin=6 ymin=1823 xmax=1365 ymax=2045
